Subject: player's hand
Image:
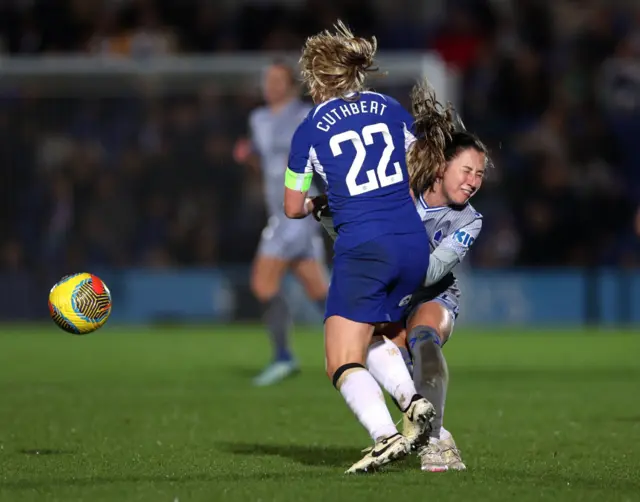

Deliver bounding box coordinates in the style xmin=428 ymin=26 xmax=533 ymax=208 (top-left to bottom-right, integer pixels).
xmin=233 ymin=138 xmax=252 ymax=164
xmin=306 ymin=194 xmax=329 ymax=222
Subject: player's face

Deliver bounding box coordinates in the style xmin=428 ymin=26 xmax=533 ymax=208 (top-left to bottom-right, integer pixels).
xmin=442 ymin=148 xmax=485 ymax=205
xmin=263 ymin=65 xmax=294 ymax=105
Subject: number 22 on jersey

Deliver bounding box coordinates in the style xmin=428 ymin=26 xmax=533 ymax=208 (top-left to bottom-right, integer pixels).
xmin=329 ymin=122 xmax=404 ymax=196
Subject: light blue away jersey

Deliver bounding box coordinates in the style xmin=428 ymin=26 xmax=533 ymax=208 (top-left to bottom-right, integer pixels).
xmin=250 ymin=99 xmax=311 ymax=217
xmin=286 ymin=91 xmax=424 ymax=250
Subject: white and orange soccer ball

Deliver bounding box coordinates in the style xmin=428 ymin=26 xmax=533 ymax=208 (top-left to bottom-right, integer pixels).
xmin=48 ymin=273 xmax=112 ymax=334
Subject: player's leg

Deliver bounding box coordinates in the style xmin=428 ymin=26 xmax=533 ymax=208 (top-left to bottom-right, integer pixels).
xmin=373 ymin=322 xmax=413 ymax=372
xmin=290 ymin=233 xmax=328 ymax=313
xmin=365 ymin=328 xmax=434 ymax=450
xmin=350 ymin=235 xmax=435 ymax=465
xmin=327 ymin=315 xmax=412 ymax=474
xmin=325 ymin=316 xmax=396 ymax=440
xmin=251 ymin=254 xmax=297 ymax=385
xmin=406 ymin=299 xmax=454 ymax=440
xmin=376 ymin=234 xmax=439 ymax=449
xmin=326 ymin=243 xmax=419 ymax=473
xmin=368 ymin=325 xmax=414 ymax=401
xmin=250 ymin=224 xmax=297 ymax=386
xmin=406 ymin=297 xmax=465 ymax=471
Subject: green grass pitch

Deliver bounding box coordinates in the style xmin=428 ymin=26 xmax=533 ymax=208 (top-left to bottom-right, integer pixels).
xmin=0 ymin=324 xmax=639 ymax=502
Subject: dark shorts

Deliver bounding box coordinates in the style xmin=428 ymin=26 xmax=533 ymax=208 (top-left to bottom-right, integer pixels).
xmin=325 ymin=233 xmax=430 ymax=324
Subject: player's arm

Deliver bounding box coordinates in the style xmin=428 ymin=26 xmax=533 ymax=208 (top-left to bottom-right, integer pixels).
xmin=233 ymin=138 xmax=260 ymax=172
xmin=283 ymin=122 xmax=314 ymax=219
xmin=424 ymin=218 xmax=482 ymax=286
xmin=233 ymin=113 xmax=260 ymax=172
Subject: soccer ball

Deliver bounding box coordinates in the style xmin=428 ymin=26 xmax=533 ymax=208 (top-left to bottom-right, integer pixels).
xmin=48 ymin=273 xmax=112 ymax=334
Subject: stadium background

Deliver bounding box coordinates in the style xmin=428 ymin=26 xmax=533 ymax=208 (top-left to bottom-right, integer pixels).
xmin=2 ymin=0 xmax=639 ymax=327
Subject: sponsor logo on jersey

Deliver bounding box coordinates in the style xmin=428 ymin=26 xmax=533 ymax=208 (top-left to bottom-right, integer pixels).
xmin=453 ymin=229 xmax=475 ymax=247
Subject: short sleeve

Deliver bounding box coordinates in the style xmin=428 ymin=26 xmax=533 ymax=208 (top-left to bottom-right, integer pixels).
xmin=285 ymin=120 xmax=314 ymax=192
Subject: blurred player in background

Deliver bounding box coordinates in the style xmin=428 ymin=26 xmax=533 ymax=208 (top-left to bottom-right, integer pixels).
xmin=234 ymin=61 xmax=328 ymax=387
xmin=284 ymin=21 xmax=435 ymax=474
xmin=314 ymin=81 xmax=489 ymax=473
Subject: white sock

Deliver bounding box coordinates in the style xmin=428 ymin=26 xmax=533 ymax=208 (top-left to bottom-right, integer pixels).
xmin=366 ymin=337 xmax=418 ymax=411
xmin=339 ymin=368 xmax=398 ymax=441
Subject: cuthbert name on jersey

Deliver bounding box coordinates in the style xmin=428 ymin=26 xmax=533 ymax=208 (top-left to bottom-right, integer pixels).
xmin=315 ymin=100 xmax=388 ymax=132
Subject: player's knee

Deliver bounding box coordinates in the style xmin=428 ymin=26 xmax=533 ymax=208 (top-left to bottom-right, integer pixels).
xmin=250 ymin=272 xmax=279 ymax=302
xmin=439 ymin=309 xmax=455 ymax=343
xmin=301 ymin=281 xmax=327 ymax=302
xmin=439 ymin=322 xmax=453 ymax=344
xmin=251 ymin=282 xmax=276 ymax=303
xmin=408 ymin=302 xmax=453 ymax=345
xmin=293 ymin=263 xmax=328 ymax=301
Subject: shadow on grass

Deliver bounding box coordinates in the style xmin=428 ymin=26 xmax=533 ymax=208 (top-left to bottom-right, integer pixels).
xmin=610 ymin=415 xmax=640 ymax=423
xmin=218 ymin=441 xmax=358 ymax=468
xmin=218 ymin=441 xmax=416 ymax=473
xmin=18 ymin=448 xmax=76 ymax=455
xmin=0 ymin=471 xmax=308 ymax=490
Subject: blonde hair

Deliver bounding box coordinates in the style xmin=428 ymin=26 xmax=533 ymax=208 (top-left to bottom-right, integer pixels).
xmin=406 ymin=80 xmax=456 ymax=193
xmin=299 ymin=20 xmax=379 ymax=103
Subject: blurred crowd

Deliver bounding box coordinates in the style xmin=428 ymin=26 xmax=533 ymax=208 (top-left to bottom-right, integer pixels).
xmin=1 ymin=0 xmax=640 ymax=272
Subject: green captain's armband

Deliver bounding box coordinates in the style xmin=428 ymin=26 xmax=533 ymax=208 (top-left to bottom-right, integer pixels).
xmin=285 ymin=167 xmax=313 ymax=192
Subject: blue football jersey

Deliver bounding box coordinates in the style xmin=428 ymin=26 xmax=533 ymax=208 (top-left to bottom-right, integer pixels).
xmin=286 ymin=91 xmax=424 ymax=250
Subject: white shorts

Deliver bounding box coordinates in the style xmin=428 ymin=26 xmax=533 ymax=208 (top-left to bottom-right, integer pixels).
xmin=257 ymin=215 xmax=325 ymax=262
